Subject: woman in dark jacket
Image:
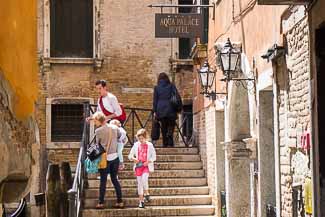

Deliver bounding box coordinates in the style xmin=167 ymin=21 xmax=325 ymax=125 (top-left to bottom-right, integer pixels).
xmin=153 ymin=72 xmax=180 ymax=147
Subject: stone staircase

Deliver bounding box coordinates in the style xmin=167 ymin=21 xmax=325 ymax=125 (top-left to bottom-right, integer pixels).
xmin=82 ymin=146 xmax=215 ymax=217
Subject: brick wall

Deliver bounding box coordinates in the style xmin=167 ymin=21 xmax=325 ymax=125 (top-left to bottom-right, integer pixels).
xmin=37 ymin=0 xmax=177 ymax=183
xmin=277 ymin=13 xmax=311 ymax=217
xmin=193 ymin=109 xmax=207 ymax=172
xmin=204 ymin=105 xmax=225 ymax=210
xmin=205 ymin=105 xmax=217 ymax=198
xmin=175 ymin=68 xmax=194 ymax=104
xmin=99 ymin=0 xmax=173 ymax=108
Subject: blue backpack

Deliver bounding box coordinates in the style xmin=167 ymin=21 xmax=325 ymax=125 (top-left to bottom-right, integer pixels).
xmin=85 ymin=157 xmax=100 ymax=174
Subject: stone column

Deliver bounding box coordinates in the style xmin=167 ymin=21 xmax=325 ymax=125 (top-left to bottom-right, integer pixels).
xmin=225 ymin=140 xmax=252 ymax=217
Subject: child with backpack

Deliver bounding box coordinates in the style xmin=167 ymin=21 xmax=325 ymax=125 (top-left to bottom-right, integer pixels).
xmin=128 ymin=129 xmax=156 ymax=208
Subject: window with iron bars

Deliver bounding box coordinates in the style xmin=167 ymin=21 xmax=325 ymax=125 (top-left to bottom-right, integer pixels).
xmin=51 ymin=104 xmax=84 ymax=142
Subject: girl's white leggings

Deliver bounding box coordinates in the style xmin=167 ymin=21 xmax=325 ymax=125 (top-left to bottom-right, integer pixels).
xmin=137 ymin=173 xmax=149 ymax=196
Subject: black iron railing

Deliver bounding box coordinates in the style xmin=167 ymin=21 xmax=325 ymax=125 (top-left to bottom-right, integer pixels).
xmin=67 ymin=103 xmax=193 ymax=217
xmin=89 ymin=104 xmax=192 ymax=147
xmin=2 ymin=198 xmax=27 ymax=217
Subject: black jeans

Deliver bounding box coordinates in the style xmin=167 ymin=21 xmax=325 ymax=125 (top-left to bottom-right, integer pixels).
xmin=159 ymin=117 xmax=176 ymax=147
xmin=98 ymin=157 xmax=122 ymax=204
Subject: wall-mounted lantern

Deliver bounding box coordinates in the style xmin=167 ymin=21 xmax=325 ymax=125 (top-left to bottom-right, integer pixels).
xmin=198 ymin=60 xmax=225 ymax=100
xmin=219 ymin=38 xmax=241 ymax=80
xmin=198 ymin=61 xmax=215 ymax=93
xmin=217 ymin=38 xmax=256 ymax=93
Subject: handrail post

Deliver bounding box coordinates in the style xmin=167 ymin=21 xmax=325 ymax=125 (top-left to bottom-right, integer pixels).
xmin=67 ymin=189 xmax=77 ymax=217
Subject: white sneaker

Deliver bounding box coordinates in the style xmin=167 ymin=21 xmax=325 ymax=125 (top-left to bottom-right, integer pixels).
xmin=138 ymin=201 xmax=145 ymax=208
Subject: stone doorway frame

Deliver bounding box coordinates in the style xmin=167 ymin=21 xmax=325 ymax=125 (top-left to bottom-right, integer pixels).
xmin=256 ymin=71 xmax=277 ymax=217
xmin=310 ymin=21 xmax=325 ymax=217
xmin=41 ymin=0 xmax=102 ymax=68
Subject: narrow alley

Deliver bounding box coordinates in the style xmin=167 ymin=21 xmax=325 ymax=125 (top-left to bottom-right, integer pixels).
xmin=1 ymin=0 xmax=325 ymax=217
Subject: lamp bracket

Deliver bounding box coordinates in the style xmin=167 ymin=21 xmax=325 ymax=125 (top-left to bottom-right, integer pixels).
xmin=220 ymin=76 xmax=256 ymax=94
xmin=200 ymin=91 xmax=227 ymax=101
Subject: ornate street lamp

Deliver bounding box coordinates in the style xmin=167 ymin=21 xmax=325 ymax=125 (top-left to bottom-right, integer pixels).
xmin=218 ymin=38 xmax=256 ymax=93
xmin=198 ymin=60 xmax=225 ymax=100
xmin=218 ymin=38 xmax=241 ymax=80
xmin=198 ymin=61 xmax=215 ymax=95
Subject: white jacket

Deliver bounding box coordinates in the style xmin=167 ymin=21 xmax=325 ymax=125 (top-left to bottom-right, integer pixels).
xmin=128 ymin=141 xmax=156 ymax=172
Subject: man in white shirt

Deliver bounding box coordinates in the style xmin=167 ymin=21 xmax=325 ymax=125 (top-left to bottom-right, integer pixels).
xmin=88 ymin=80 xmax=125 ymax=123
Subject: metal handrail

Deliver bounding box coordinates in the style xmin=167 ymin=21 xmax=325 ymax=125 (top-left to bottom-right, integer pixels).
xmin=1 ymin=198 xmax=27 ymax=217
xmin=67 ymin=102 xmax=193 ymax=216
xmin=68 ymin=103 xmax=90 ymax=217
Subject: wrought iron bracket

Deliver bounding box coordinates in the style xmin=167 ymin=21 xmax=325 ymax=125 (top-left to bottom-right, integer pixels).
xmin=200 ymin=90 xmax=226 ymax=101
xmin=220 ymin=77 xmax=256 ymax=94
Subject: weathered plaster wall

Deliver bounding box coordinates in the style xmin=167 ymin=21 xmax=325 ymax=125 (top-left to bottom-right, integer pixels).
xmin=208 ymin=0 xmax=288 ymax=101
xmin=0 ymin=0 xmax=38 ymax=119
xmin=0 ymin=0 xmax=38 ymax=203
xmin=0 ymin=74 xmax=37 ymax=203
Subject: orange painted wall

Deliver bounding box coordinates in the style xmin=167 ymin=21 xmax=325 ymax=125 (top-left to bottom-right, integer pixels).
xmin=0 ymin=0 xmax=38 ymax=119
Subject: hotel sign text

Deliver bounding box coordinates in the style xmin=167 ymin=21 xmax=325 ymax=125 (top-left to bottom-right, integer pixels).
xmin=155 ymin=13 xmax=203 ymax=38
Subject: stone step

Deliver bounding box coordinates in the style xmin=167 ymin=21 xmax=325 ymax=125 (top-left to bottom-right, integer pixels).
xmin=84 ymin=195 xmax=212 ymax=208
xmin=122 ymin=147 xmax=198 ymax=155
xmin=86 ymin=170 xmax=205 ymax=179
xmin=73 ymin=162 xmax=203 ymax=172
xmin=152 ymin=155 xmax=201 ymax=162
xmin=87 ymin=178 xmax=207 ymax=188
xmin=82 ymin=205 xmax=215 ymax=217
xmin=85 ymin=186 xmax=209 ymax=198
xmin=81 ymin=155 xmax=200 ymax=162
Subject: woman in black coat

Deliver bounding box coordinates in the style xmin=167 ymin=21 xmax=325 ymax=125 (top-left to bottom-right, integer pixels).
xmin=153 ymin=72 xmax=180 ymax=147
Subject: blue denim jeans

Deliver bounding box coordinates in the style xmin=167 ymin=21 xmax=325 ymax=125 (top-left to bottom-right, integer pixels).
xmin=98 ymin=157 xmax=122 ymax=204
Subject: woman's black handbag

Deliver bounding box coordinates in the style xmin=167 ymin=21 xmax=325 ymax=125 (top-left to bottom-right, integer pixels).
xmin=151 ymin=118 xmax=160 ymax=141
xmin=170 ymin=85 xmax=182 ymax=112
xmin=86 ymin=137 xmax=105 ymax=161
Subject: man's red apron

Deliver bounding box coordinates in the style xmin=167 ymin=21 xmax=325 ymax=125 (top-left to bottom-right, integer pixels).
xmin=99 ymin=96 xmax=126 ymax=122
